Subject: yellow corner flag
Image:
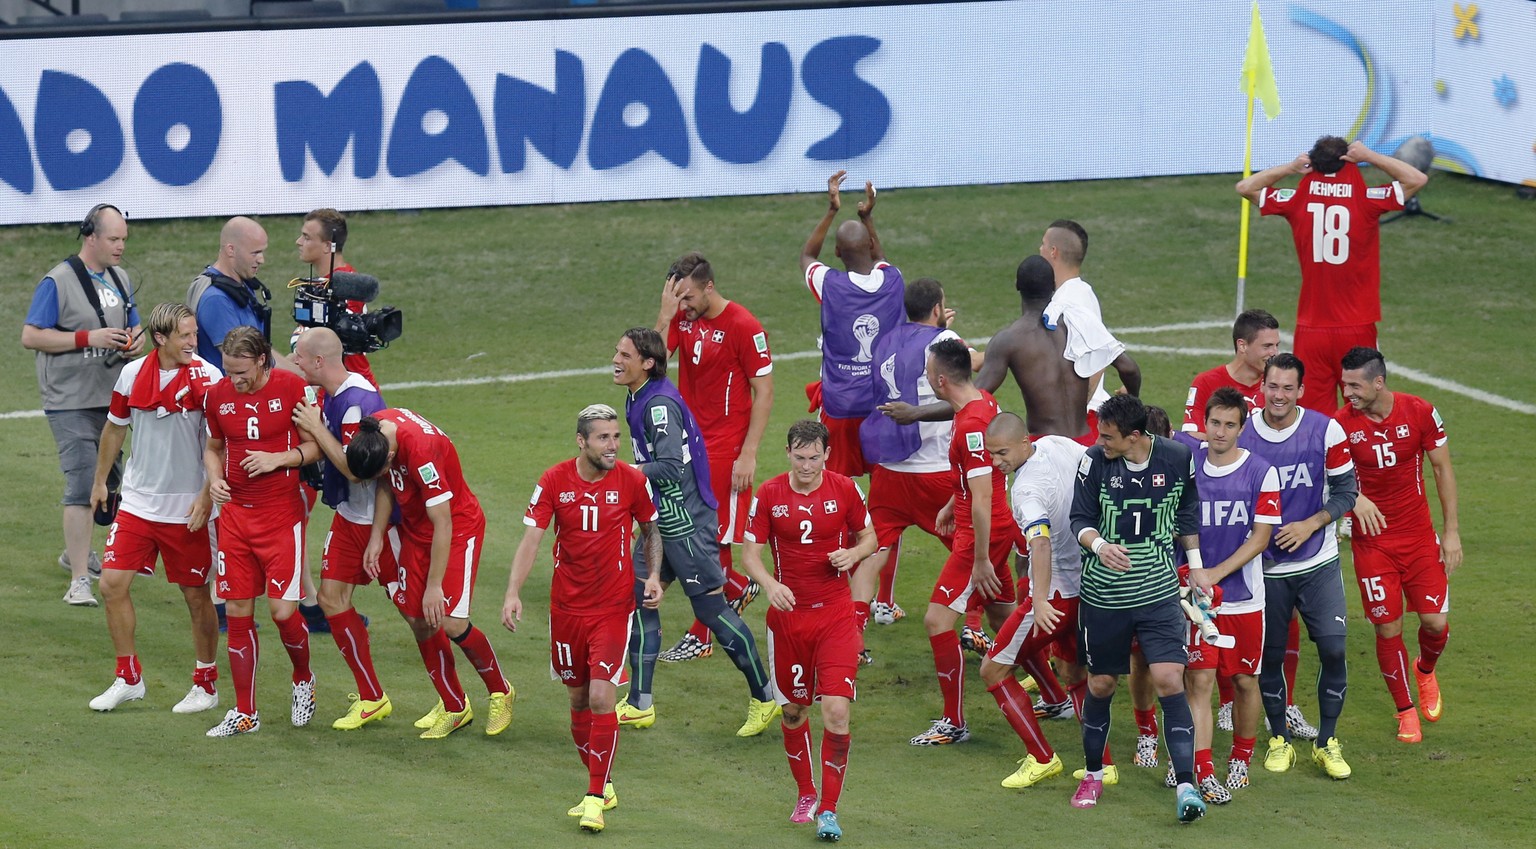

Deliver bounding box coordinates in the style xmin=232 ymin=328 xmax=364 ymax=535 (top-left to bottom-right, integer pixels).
xmin=1242 ymin=1 xmax=1282 ymax=120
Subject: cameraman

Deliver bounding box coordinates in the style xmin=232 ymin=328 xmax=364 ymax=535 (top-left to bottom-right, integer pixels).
xmin=188 ymin=216 xmax=270 ymax=371
xmin=295 ymin=208 xmax=377 ymax=387
xmin=22 ymin=203 xmax=143 ymax=606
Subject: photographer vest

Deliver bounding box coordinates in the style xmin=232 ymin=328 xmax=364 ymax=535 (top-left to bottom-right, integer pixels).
xmin=187 ymin=268 xmax=271 ymax=363
xmin=34 ymin=258 xmax=132 ymax=411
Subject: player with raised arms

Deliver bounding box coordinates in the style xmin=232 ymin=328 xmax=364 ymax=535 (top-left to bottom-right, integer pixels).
xmin=1336 ymin=347 xmax=1460 ymax=745
xmin=503 ymin=404 xmax=663 ymax=834
xmin=740 ymin=419 xmax=878 ymax=842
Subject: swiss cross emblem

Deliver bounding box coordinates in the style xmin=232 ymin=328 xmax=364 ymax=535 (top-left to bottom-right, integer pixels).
xmin=712 ymin=330 xmax=725 ymax=343
xmin=823 ymin=499 xmax=838 ymax=513
xmin=268 ymin=399 xmax=282 ymax=412
xmin=1152 ymin=473 xmax=1166 ymax=487
xmin=605 ymin=491 xmax=619 ymax=504
xmin=1396 ymin=425 xmax=1410 ymax=439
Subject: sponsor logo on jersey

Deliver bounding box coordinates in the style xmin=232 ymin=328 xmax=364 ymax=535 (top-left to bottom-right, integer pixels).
xmin=650 ymin=405 xmax=668 ymax=427
xmin=1366 ymin=186 xmax=1391 ymax=199
xmin=1431 ymin=408 xmax=1444 ymax=429
xmin=1078 ymin=455 xmax=1092 ymax=475
xmin=753 ymin=332 xmax=768 ymax=354
xmin=606 ymin=490 xmax=619 ymax=504
xmin=966 ymin=432 xmax=983 ymax=452
xmin=417 ymin=461 xmax=441 ymax=488
xmin=1274 ymin=189 xmax=1295 ymax=201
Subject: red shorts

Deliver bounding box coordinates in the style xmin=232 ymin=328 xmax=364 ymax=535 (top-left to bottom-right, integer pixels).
xmin=1185 ymin=608 xmax=1264 ymax=676
xmin=550 ymin=610 xmax=631 ymax=688
xmin=395 ymin=521 xmax=485 ymax=619
xmin=1350 ymin=532 xmax=1449 ymax=624
xmin=321 ymin=514 xmax=401 ymax=587
xmin=868 ymin=465 xmax=954 ymax=550
xmin=989 ymin=595 xmax=1079 ymax=667
xmin=820 ymin=413 xmax=868 ymax=478
xmin=708 ymin=451 xmax=751 ymax=545
xmin=214 ymin=500 xmax=306 ymax=601
xmin=930 ymin=525 xmax=1018 ymax=612
xmin=103 ymin=510 xmax=213 ymax=587
xmin=1293 ymin=323 xmax=1377 ymax=414
xmin=766 ymin=603 xmax=861 ymax=705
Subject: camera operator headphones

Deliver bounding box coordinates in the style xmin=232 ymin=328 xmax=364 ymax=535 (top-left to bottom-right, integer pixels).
xmin=78 ymin=203 xmax=123 ymax=239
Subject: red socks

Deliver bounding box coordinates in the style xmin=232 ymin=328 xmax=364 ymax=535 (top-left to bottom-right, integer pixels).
xmin=989 ymin=677 xmax=1053 ymax=761
xmin=1376 ymin=634 xmax=1414 ymax=712
xmin=451 ymin=625 xmax=509 ymax=695
xmin=115 ymin=655 xmax=142 ymax=686
xmin=273 ymin=613 xmax=312 ymax=685
xmin=819 ymin=731 xmax=850 ymax=814
xmin=876 ymin=539 xmax=900 ymax=606
xmin=328 ymin=608 xmax=383 ymax=701
xmin=571 ymin=708 xmax=593 ymax=767
xmin=1217 ymin=672 xmax=1236 ymax=706
xmin=930 ymin=631 xmax=965 ymax=726
xmin=418 ymin=628 xmax=467 ymax=712
xmin=1230 ymin=735 xmax=1256 ymax=765
xmin=192 ymin=662 xmax=218 ymax=695
xmin=1418 ymin=625 xmax=1449 ymax=673
xmin=586 ymin=712 xmax=619 ymax=795
xmin=782 ymin=720 xmax=816 ymax=796
xmin=1023 ymin=650 xmax=1068 ymax=706
xmin=226 ymin=615 xmax=259 ymax=714
xmin=1134 ymin=707 xmax=1159 ymax=738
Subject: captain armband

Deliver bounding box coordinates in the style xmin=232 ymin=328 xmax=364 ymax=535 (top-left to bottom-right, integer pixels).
xmin=1023 ymin=520 xmax=1051 ymax=542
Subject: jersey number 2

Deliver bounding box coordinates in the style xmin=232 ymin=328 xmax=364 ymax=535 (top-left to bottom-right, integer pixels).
xmin=1306 ymin=202 xmax=1351 ymax=265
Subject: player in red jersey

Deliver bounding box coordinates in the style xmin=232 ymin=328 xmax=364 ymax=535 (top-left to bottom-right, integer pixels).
xmin=1237 ymin=136 xmax=1427 ymax=412
xmin=1335 ymin=347 xmax=1460 ymax=744
xmin=1182 ymin=309 xmax=1280 ymax=438
xmin=503 ymin=404 xmax=663 ymax=833
xmin=201 ymin=326 xmax=318 ymax=737
xmin=347 ymin=408 xmax=515 ymax=740
xmin=87 ymin=303 xmax=223 ymax=715
xmin=910 ymin=338 xmax=1018 ymax=747
xmin=740 ymin=420 xmax=878 ymax=842
xmin=653 ymin=251 xmax=773 ymax=662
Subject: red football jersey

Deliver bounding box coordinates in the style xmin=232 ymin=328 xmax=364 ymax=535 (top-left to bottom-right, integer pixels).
xmin=746 ymin=471 xmax=870 ymax=608
xmin=949 ymin=390 xmax=1012 ymax=535
xmin=667 ymin=301 xmax=773 ymax=458
xmin=204 ymin=368 xmax=308 ymax=506
xmin=375 ymin=408 xmax=483 ymax=545
xmin=1260 ymin=163 xmax=1405 ymax=327
xmin=1182 ymin=365 xmax=1263 ymax=432
xmin=524 ymin=458 xmax=658 ymax=616
xmin=1334 ymin=392 xmax=1446 ymax=538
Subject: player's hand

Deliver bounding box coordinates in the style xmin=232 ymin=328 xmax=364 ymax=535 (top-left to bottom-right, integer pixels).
xmin=1440 ymin=530 xmax=1463 ymax=576
xmin=828 ymin=547 xmax=859 ymax=573
xmin=941 ymin=307 xmax=957 ymax=328
xmin=642 ymin=575 xmax=664 ymax=609
xmin=89 ymin=481 xmax=109 ymax=516
xmin=766 ymin=579 xmax=796 ymax=612
xmin=124 ymin=329 xmax=145 ymax=355
xmin=934 ymin=500 xmax=956 ymax=538
xmin=1031 ymin=597 xmax=1061 ymax=636
xmin=731 ymin=454 xmax=756 ymax=494
xmin=363 ymin=535 xmax=383 ymax=579
xmin=856 ymin=180 xmax=876 ymax=218
xmin=187 ymin=491 xmax=212 ymax=533
xmin=1274 ymin=517 xmax=1320 ymax=551
xmin=826 ymin=170 xmax=846 ymax=211
xmin=1343 ymin=140 xmax=1374 ymax=163
xmin=1353 ymin=495 xmax=1387 ymax=536
xmin=971 ymin=557 xmax=1002 ymax=600
xmin=240 ymin=450 xmax=288 ymax=477
xmin=501 ymin=593 xmax=522 ymax=632
xmin=1291 ymin=153 xmax=1312 ymax=174
xmin=1097 ymin=542 xmax=1133 ymax=572
xmin=1188 ymin=567 xmax=1217 ymax=595
xmin=660 ymin=273 xmax=683 ymax=316
xmin=208 ymin=478 xmax=231 ymax=505
xmin=292 ymin=403 xmax=323 ymax=436
xmin=878 ymin=401 xmax=921 ymax=425
xmin=422 ymin=584 xmax=446 ymax=630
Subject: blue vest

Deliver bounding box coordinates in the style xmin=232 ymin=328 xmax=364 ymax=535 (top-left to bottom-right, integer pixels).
xmin=1196 ymin=452 xmax=1275 ymax=604
xmin=819 ymin=266 xmax=905 ymax=418
xmin=859 ymin=321 xmax=941 ymax=465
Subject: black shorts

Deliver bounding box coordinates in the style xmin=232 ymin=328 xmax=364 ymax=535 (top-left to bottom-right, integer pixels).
xmin=1077 ymin=596 xmax=1187 ymax=675
xmin=1263 ymin=558 xmax=1348 ymax=642
xmin=634 ymin=531 xmax=725 ymax=599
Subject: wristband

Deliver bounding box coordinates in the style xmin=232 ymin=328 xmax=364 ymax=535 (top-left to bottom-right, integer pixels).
xmin=75 ymin=330 xmax=91 ymax=349
xmin=292 ymin=447 xmax=303 ymax=466
xmin=1186 ymin=549 xmax=1204 ymax=571
xmin=1090 ymin=537 xmax=1107 ymax=555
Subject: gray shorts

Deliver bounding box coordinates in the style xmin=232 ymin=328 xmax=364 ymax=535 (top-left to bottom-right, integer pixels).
xmin=1263 ymin=558 xmax=1348 ymax=642
xmin=1078 ymin=596 xmax=1188 ymax=675
xmin=46 ymin=408 xmax=113 ymax=506
xmin=634 ymin=530 xmax=725 ymax=599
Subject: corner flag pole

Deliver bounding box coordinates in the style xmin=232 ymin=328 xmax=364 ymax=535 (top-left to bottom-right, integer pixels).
xmin=1238 ymin=0 xmax=1281 ymax=317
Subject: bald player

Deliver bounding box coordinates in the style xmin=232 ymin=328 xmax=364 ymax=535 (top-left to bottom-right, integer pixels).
xmin=799 ymin=170 xmax=906 ymax=478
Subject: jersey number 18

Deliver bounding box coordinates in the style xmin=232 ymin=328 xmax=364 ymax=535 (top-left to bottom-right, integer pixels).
xmin=1307 ymin=202 xmax=1351 ymax=265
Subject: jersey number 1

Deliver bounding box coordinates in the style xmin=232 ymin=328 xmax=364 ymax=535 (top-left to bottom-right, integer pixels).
xmin=1306 ymin=203 xmax=1351 ymax=265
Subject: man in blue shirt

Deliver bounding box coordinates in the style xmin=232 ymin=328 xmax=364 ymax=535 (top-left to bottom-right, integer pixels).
xmin=187 ymin=216 xmax=270 ymax=369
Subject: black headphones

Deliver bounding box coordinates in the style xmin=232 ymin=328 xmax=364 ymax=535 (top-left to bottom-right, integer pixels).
xmin=78 ymin=203 xmax=123 ymax=239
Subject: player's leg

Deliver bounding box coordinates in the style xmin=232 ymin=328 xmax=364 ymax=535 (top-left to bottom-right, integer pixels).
xmin=1402 ymin=541 xmax=1451 ymax=723
xmin=572 ymin=616 xmax=624 ymax=816
xmin=1293 ymin=562 xmax=1352 ymax=775
xmin=321 ymin=519 xmax=392 ymax=727
xmin=1354 ymin=542 xmax=1417 ymax=737
xmin=440 ymin=526 xmax=514 ymax=735
xmin=812 ymin=610 xmax=858 ymax=840
xmin=1293 ymin=325 xmax=1343 ymax=414
xmin=984 ymin=606 xmax=1060 ymax=788
xmin=296 ymin=485 xmax=330 ymax=634
xmin=395 ymin=541 xmax=471 ymax=736
xmin=1218 ymin=609 xmax=1265 ymax=789
xmin=91 ymin=514 xmax=152 ymax=710
xmin=1074 ymin=602 xmax=1128 ymax=788
xmin=1184 ymin=665 xmax=1227 ymax=803
xmin=670 ymin=456 xmax=757 ymax=659
xmin=672 ymin=534 xmax=775 ymax=726
xmin=1216 ymin=670 xmax=1235 ymax=731
xmin=768 ymin=615 xmax=819 ymax=822
xmin=1129 ymin=646 xmax=1160 ymax=767
xmin=262 ymin=510 xmax=316 ymax=728
xmin=916 ymin=585 xmax=966 ymax=744
xmin=623 ymin=538 xmax=665 ymax=716
xmin=207 ymin=505 xmax=264 ymax=736
xmin=161 ymin=519 xmax=220 ymax=714
xmin=1139 ymin=600 xmax=1203 ymax=821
